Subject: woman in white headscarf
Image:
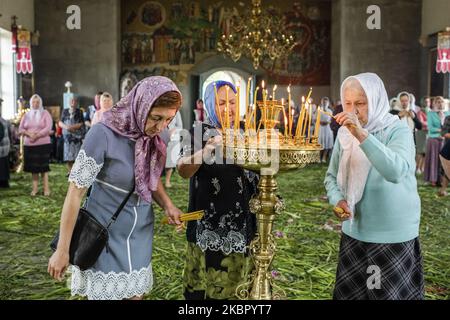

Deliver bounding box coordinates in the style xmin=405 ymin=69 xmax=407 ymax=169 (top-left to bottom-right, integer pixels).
xmin=318 ymin=97 xmax=334 ymax=163
xmin=19 ymin=94 xmax=53 ymax=196
xmin=324 ymin=73 xmax=423 ymax=300
xmin=390 ymin=91 xmax=422 ymax=144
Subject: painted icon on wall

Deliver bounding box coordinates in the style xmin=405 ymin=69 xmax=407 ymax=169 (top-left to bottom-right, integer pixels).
xmin=139 ymin=1 xmax=166 ymax=30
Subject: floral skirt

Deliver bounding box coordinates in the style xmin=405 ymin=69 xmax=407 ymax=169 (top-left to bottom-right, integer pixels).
xmin=183 ymin=242 xmax=254 ymax=300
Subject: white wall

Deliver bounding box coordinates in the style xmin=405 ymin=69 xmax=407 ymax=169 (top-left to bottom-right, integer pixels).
xmin=422 ymin=0 xmax=450 ymax=36
xmin=0 ymin=0 xmax=35 ymax=31
xmin=0 ymin=28 xmax=15 ymax=120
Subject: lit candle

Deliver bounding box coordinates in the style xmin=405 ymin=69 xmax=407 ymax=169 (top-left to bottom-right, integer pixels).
xmin=314 ymin=106 xmax=321 ymax=138
xmin=253 ymin=86 xmax=259 ymax=131
xmin=214 ymin=83 xmax=224 ymax=128
xmin=272 ymin=85 xmax=277 ymax=101
xmin=306 ymin=87 xmax=313 ymax=103
xmin=246 ymin=77 xmax=251 ymax=129
xmin=302 ymin=102 xmax=309 ymax=137
xmin=235 ymin=82 xmax=240 ymax=136
xmin=287 ymin=85 xmax=292 ymax=135
xmin=290 ymin=109 xmax=295 ymax=137
xmin=296 ymin=104 xmax=305 ymax=138
xmin=308 ymin=103 xmax=312 ymax=140
xmin=281 ymin=98 xmax=287 ymax=137
xmin=250 ymin=104 xmax=256 ymax=132
xmin=225 ymin=86 xmax=230 ymax=130
xmin=247 ymin=77 xmax=251 ymax=106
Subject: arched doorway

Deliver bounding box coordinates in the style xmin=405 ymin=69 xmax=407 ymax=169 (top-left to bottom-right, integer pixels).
xmin=186 ymin=55 xmax=265 ymax=127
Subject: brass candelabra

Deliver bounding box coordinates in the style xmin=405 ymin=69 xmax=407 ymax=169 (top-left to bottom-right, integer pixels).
xmin=216 ymin=82 xmax=323 ymax=300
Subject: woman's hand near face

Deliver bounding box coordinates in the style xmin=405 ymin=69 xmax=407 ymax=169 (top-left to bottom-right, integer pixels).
xmin=334 ymin=112 xmax=368 ymax=142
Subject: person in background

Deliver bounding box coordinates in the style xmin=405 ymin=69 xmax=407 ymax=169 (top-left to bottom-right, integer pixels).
xmin=164 ymin=110 xmax=183 ymax=188
xmin=84 ymin=91 xmax=102 ymax=130
xmin=0 ymin=98 xmax=11 ymax=188
xmin=91 ymin=92 xmax=114 ymax=126
xmin=415 ymin=96 xmax=430 ymax=175
xmin=59 ymin=97 xmax=85 ymax=175
xmin=330 ymin=103 xmax=343 ymax=142
xmin=424 ymin=96 xmax=450 ymax=187
xmin=193 ymin=99 xmax=205 ymax=127
xmin=390 ymin=92 xmax=422 ymax=143
xmin=318 ymin=97 xmax=334 ymax=163
xmin=19 ymin=94 xmax=53 ymax=196
xmin=439 ymin=139 xmax=450 ymax=196
xmin=438 ymin=111 xmax=450 ymax=196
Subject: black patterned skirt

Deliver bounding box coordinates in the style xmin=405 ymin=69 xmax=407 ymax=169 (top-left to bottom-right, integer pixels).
xmin=24 ymin=144 xmax=51 ymax=173
xmin=333 ymin=233 xmax=424 ymax=300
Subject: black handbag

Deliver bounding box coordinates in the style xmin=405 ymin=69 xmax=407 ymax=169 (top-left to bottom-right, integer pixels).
xmin=50 ymin=184 xmax=135 ymax=271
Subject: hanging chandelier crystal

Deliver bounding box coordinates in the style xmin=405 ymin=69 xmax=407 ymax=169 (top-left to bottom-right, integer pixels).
xmin=217 ymin=0 xmax=296 ymax=69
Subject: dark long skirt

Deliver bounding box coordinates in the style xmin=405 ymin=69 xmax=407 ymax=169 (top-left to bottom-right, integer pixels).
xmin=183 ymin=242 xmax=253 ymax=300
xmin=0 ymin=156 xmax=9 ymax=188
xmin=333 ymin=233 xmax=424 ymax=300
xmin=24 ymin=144 xmax=51 ymax=173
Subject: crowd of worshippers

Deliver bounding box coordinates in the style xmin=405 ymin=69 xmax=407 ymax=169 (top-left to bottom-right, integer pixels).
xmin=1 ymin=89 xmax=450 ymax=197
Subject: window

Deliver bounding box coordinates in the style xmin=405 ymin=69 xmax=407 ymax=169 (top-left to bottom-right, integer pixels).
xmin=0 ymin=28 xmax=15 ymax=120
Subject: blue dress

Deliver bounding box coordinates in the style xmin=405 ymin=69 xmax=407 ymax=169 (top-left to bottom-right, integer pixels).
xmin=68 ymin=123 xmax=154 ymax=300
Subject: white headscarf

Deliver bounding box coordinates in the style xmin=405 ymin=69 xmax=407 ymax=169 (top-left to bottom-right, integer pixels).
xmin=395 ymin=91 xmax=415 ymax=131
xmin=26 ymin=94 xmax=44 ymax=122
xmin=337 ymin=73 xmax=399 ymax=215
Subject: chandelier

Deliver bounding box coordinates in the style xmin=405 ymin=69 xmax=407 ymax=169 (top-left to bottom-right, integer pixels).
xmin=217 ymin=0 xmax=296 ymax=69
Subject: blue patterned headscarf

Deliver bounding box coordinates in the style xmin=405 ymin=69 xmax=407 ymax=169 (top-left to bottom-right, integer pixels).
xmin=203 ymin=80 xmax=237 ymax=128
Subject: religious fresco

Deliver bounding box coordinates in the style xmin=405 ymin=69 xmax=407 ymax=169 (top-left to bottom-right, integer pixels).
xmin=120 ymin=0 xmax=331 ymax=92
xmin=263 ymin=2 xmax=331 ymax=86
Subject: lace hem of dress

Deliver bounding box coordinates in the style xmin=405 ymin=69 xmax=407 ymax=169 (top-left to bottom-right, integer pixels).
xmin=196 ymin=229 xmax=247 ymax=255
xmin=68 ymin=149 xmax=104 ymax=189
xmin=69 ymin=264 xmax=153 ymax=300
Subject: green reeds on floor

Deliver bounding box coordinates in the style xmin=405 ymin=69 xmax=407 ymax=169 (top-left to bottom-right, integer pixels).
xmin=0 ymin=164 xmax=448 ymax=299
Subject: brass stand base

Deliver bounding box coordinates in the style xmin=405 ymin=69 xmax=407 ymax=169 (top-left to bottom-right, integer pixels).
xmin=236 ymin=174 xmax=286 ymax=300
xmin=228 ymin=145 xmax=321 ymax=300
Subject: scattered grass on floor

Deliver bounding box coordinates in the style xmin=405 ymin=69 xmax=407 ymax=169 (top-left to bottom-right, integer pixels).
xmin=0 ymin=163 xmax=448 ymax=300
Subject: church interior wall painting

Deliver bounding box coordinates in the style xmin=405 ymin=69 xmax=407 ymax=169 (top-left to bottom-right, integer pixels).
xmin=120 ymin=0 xmax=331 ymax=97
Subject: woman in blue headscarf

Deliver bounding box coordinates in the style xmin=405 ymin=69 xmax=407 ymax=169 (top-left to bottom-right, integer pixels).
xmin=177 ymin=81 xmax=259 ymax=299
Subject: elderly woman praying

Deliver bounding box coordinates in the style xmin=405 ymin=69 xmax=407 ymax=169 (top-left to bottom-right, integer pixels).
xmin=324 ymin=72 xmax=423 ymax=300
